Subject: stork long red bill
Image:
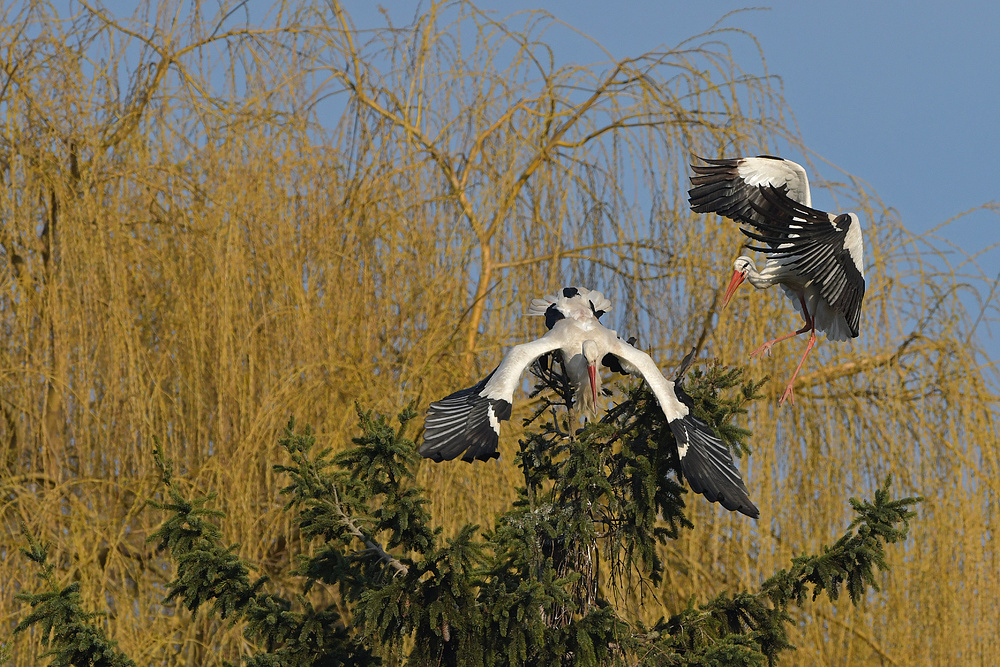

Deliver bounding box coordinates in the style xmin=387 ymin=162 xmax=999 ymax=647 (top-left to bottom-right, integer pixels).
xmin=587 ymin=362 xmax=598 ymax=406
xmin=722 ymin=269 xmax=746 ymax=307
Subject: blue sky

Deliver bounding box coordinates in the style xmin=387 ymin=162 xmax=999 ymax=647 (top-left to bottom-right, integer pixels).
xmin=343 ymin=1 xmax=1000 ymax=360
xmin=403 ymin=1 xmax=997 ymax=236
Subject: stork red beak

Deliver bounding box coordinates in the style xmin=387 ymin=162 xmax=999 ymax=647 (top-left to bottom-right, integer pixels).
xmin=587 ymin=363 xmax=598 ymax=406
xmin=722 ymin=270 xmax=746 ymax=308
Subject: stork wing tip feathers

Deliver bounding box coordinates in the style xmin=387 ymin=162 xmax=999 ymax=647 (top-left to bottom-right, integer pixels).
xmin=668 ymin=413 xmax=759 ymax=519
xmin=420 ymin=377 xmax=511 ymax=463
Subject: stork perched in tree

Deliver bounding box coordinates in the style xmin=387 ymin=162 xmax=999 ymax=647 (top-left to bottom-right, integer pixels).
xmin=420 ymin=286 xmax=758 ymax=518
xmin=688 ymin=155 xmax=866 ymax=405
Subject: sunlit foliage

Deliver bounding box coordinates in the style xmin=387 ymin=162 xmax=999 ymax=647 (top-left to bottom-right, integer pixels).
xmin=1 ymin=1 xmax=997 ymax=664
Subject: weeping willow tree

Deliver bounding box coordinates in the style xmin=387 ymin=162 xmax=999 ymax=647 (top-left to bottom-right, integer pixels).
xmin=0 ymin=1 xmax=996 ymax=665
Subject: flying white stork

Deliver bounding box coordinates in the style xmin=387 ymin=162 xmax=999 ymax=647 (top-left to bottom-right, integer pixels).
xmin=420 ymin=286 xmax=759 ymax=518
xmin=688 ymin=155 xmax=866 ymax=405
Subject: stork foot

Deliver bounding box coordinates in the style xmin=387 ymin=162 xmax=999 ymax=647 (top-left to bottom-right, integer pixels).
xmin=778 ymin=381 xmax=795 ymax=406
xmin=749 ymin=340 xmax=778 ymax=358
xmin=749 ymin=318 xmax=814 ymax=360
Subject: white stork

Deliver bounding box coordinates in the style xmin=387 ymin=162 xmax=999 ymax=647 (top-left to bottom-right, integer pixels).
xmin=688 ymin=155 xmax=866 ymax=405
xmin=420 ymin=286 xmax=759 ymax=518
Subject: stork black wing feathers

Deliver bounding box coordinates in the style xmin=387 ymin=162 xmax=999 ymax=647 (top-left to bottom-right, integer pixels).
xmin=743 ymin=186 xmax=865 ymax=336
xmin=688 ymin=157 xmax=797 ymax=247
xmin=668 ymin=415 xmax=759 ymax=519
xmin=669 ymin=385 xmax=759 ymax=518
xmin=420 ymin=368 xmax=511 ymax=463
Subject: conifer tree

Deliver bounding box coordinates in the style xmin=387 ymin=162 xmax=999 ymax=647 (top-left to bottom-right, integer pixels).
xmin=7 ymin=362 xmax=920 ymax=665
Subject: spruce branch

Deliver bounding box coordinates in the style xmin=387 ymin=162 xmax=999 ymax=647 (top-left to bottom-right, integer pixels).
xmin=147 ymin=444 xmax=262 ymax=619
xmin=362 ymin=524 xmax=486 ymax=665
xmin=330 ymin=485 xmax=410 ymax=578
xmin=12 ymin=528 xmax=136 ymax=667
xmin=148 ymin=443 xmax=377 ymax=665
xmin=642 ymin=476 xmax=921 ymax=665
xmin=762 ymin=475 xmax=921 ymax=607
xmin=274 ymin=411 xmax=430 ymax=594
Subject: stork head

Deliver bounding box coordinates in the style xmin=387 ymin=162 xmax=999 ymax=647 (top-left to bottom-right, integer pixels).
xmin=723 ymin=255 xmax=756 ymax=307
xmin=582 ymin=339 xmax=600 ymax=409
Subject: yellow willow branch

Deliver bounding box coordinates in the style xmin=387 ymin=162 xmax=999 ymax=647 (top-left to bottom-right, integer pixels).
xmin=494 ymin=241 xmax=660 ymax=270
xmin=813 ymin=607 xmax=900 ymax=667
xmin=462 ymin=62 xmax=643 ymax=367
xmin=793 ymin=332 xmax=923 ymax=389
xmin=484 ymin=60 xmax=635 ymax=242
xmin=463 ymin=242 xmax=493 ymax=372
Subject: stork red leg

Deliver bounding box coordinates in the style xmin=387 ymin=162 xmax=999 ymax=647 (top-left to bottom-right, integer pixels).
xmin=779 ymin=327 xmax=818 ymax=406
xmin=749 ymin=322 xmax=811 ymax=358
xmin=749 ymin=294 xmax=815 ymax=359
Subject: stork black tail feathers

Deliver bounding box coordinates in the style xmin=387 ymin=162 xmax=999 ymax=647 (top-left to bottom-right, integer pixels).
xmin=668 ymin=413 xmax=759 ymax=519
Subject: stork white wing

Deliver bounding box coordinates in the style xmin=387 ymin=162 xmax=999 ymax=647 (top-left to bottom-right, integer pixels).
xmin=420 ymin=335 xmax=563 ymax=463
xmin=606 ymin=339 xmax=759 ymax=518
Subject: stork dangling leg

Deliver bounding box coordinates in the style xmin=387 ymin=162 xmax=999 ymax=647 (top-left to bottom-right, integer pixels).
xmin=781 ymin=327 xmax=819 ymax=405
xmin=748 ymin=294 xmax=814 ymax=359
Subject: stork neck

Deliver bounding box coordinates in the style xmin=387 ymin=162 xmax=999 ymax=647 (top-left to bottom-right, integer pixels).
xmin=746 ymin=263 xmax=778 ymax=289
